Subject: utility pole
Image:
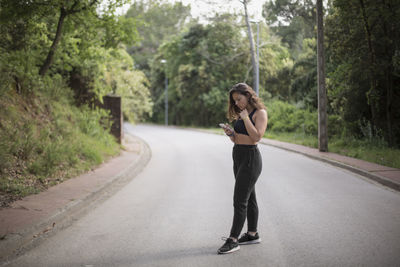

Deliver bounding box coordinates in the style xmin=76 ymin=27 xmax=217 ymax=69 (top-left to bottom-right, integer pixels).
xmin=242 ymin=0 xmax=258 ymax=92
xmin=164 ymin=76 xmax=168 ymax=126
xmin=250 ymin=19 xmax=260 ymax=96
xmin=316 ymin=0 xmax=328 ymax=151
xmin=255 ymin=20 xmax=260 ymax=96
xmin=161 ymin=59 xmax=168 ymax=126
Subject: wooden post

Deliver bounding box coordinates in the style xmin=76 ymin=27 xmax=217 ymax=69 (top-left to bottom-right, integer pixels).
xmin=103 ymin=95 xmax=123 ymax=144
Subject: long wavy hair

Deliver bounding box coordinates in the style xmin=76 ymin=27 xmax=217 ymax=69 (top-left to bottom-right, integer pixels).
xmin=227 ymin=83 xmax=266 ymax=122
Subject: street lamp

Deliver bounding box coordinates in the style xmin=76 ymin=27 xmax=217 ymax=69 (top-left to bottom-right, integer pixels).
xmin=250 ymin=19 xmax=260 ymax=96
xmin=160 ymin=59 xmax=168 ymax=126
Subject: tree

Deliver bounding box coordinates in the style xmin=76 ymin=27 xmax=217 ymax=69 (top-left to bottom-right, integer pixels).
xmin=316 ymin=0 xmax=328 ymax=151
xmin=125 ymin=0 xmax=193 ymax=74
xmin=325 ymin=0 xmax=400 ymax=146
xmin=101 ymin=48 xmax=153 ymax=122
xmin=39 ymin=0 xmax=99 ymax=76
xmin=150 ymin=15 xmax=250 ymax=126
xmin=289 ymin=38 xmax=317 ymax=106
xmin=0 ymin=0 xmax=150 ymax=115
xmin=0 ymin=0 xmax=134 ymax=77
xmin=263 ymin=0 xmax=316 ymax=59
xmin=262 ymin=0 xmax=318 ymax=105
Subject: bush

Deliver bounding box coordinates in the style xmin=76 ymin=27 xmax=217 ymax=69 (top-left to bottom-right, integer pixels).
xmin=265 ymin=99 xmax=348 ymax=138
xmin=265 ymin=99 xmax=318 ymax=135
xmin=0 ymin=87 xmax=120 ymax=206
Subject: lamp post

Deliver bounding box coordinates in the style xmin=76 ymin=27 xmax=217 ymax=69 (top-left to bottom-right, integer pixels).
xmin=250 ymin=20 xmax=260 ymax=96
xmin=160 ymin=59 xmax=168 ymax=126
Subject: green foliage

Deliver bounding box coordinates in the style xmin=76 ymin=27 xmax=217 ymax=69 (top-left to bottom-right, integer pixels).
xmin=328 ymin=135 xmax=399 ymax=169
xmin=0 ymin=0 xmax=152 ymax=121
xmin=264 ymin=99 xmax=345 ymax=138
xmin=325 ymin=0 xmax=400 ymax=146
xmin=102 ymin=15 xmax=140 ymax=48
xmin=0 ymin=90 xmax=119 ymax=206
xmin=125 ymin=0 xmax=193 ymax=73
xmin=259 ymin=29 xmax=294 ymax=101
xmin=261 ymin=1 xmax=318 ymax=107
xmin=148 ymin=14 xmax=291 ymax=127
xmin=265 ymin=99 xmax=317 ymax=135
xmin=0 ymin=0 xmax=148 ymax=205
xmin=100 ymin=47 xmax=153 ymax=122
xmin=265 ymin=131 xmax=318 ymax=148
xmin=200 ymin=87 xmax=227 ymax=121
xmin=149 ymin=18 xmax=247 ymax=126
xmin=260 ymin=0 xmax=400 ymax=147
xmin=264 ymin=130 xmax=400 ymax=169
xmin=289 ymin=38 xmax=317 ymax=107
xmin=263 ymin=0 xmax=316 ymax=59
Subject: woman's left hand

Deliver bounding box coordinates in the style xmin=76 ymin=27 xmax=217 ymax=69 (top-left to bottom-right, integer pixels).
xmin=239 ymin=109 xmax=249 ymax=120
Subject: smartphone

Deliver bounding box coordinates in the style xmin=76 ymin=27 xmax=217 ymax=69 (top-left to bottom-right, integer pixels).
xmin=219 ymin=123 xmax=232 ymax=130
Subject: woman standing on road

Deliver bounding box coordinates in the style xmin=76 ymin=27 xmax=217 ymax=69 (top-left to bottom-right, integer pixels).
xmin=218 ymin=83 xmax=268 ymax=254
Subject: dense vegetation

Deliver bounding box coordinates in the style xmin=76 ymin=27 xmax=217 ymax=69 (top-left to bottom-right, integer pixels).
xmin=141 ymin=0 xmax=399 ymax=149
xmin=0 ymin=0 xmax=153 ymax=206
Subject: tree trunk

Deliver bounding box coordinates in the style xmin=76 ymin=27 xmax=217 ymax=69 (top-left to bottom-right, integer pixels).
xmin=386 ymin=69 xmax=393 ymax=146
xmin=316 ymin=0 xmax=328 ymax=152
xmin=359 ymin=0 xmax=379 ymax=136
xmin=242 ymin=0 xmax=257 ymax=91
xmin=39 ymin=7 xmax=67 ymax=76
xmin=379 ymin=0 xmax=394 ymax=147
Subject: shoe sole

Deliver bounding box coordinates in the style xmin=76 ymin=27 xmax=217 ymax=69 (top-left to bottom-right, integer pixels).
xmin=217 ymin=246 xmax=240 ymax=254
xmin=238 ymin=238 xmax=261 ymax=245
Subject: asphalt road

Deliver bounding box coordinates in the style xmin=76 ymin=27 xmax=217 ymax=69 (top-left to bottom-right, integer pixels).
xmin=6 ymin=124 xmax=400 ymax=267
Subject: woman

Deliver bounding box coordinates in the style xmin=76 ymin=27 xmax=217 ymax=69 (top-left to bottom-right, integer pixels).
xmin=218 ymin=83 xmax=268 ymax=254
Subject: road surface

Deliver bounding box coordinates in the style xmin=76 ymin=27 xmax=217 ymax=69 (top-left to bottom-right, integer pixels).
xmin=6 ymin=124 xmax=400 ymax=266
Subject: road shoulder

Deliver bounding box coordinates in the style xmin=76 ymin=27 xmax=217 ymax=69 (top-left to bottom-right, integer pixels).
xmin=0 ymin=133 xmax=151 ymax=264
xmin=259 ymin=138 xmax=400 ymax=192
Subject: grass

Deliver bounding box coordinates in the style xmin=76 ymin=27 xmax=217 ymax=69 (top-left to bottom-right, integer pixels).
xmin=0 ymin=90 xmax=120 ymax=207
xmin=328 ymin=137 xmax=400 ymax=168
xmin=195 ymin=126 xmax=400 ymax=169
xmin=264 ymin=131 xmax=319 ymax=148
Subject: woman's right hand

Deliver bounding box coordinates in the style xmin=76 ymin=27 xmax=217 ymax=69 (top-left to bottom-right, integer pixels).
xmin=223 ymin=124 xmax=234 ymax=136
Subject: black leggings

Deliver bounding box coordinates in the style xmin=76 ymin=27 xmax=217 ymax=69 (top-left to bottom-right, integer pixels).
xmin=230 ymin=144 xmax=262 ymax=239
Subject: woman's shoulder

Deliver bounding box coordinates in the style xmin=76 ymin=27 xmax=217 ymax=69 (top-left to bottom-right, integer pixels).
xmin=253 ymin=109 xmax=267 ymax=122
xmin=255 ymin=108 xmax=267 ymax=116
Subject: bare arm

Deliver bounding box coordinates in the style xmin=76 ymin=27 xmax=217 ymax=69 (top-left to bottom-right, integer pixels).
xmin=242 ymin=109 xmax=268 ymax=142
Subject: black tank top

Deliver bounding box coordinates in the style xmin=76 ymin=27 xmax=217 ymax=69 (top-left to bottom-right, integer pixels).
xmin=233 ymin=109 xmax=257 ymax=136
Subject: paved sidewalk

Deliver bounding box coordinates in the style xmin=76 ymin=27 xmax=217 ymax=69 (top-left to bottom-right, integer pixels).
xmin=0 ymin=134 xmax=151 ymax=263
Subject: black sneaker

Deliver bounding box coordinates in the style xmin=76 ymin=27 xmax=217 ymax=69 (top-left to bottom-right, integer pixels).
xmin=238 ymin=232 xmax=261 ymax=245
xmin=217 ymin=237 xmax=240 ymax=254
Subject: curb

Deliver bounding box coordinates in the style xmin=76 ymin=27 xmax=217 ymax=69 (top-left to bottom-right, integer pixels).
xmin=258 ymin=140 xmax=400 ymax=193
xmin=183 ymin=127 xmax=400 ymax=193
xmin=0 ymin=134 xmax=152 ymax=264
